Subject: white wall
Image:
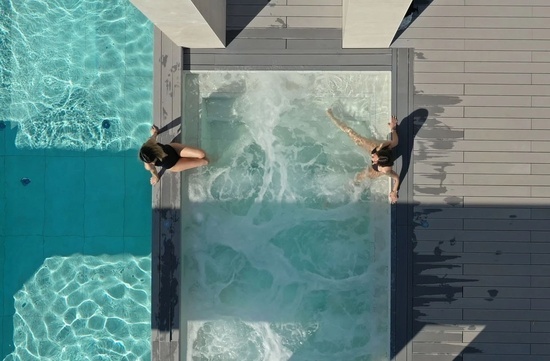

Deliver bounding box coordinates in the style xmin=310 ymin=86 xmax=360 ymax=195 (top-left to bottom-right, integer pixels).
xmin=343 ymin=0 xmax=412 ymax=48
xmin=130 ymin=0 xmax=226 ymax=48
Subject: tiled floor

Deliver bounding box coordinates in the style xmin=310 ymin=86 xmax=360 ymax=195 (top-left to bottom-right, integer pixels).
xmin=0 ymin=124 xmax=151 ymax=358
xmin=394 ymin=0 xmax=550 ymax=360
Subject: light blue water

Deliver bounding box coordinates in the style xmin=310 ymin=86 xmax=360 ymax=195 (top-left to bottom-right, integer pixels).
xmin=182 ymin=72 xmax=392 ymax=361
xmin=1 ymin=0 xmax=153 ymax=150
xmin=12 ymin=255 xmax=151 ymax=360
xmin=1 ymin=0 xmax=153 ymax=360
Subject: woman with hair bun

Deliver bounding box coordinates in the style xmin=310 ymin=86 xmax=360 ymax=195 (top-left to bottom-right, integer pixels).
xmin=139 ymin=125 xmax=208 ymax=185
xmin=326 ymin=109 xmax=400 ymax=204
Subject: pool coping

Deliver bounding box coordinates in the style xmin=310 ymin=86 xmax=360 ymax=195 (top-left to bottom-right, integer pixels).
xmin=151 ymin=29 xmax=183 ymax=361
xmin=391 ymin=48 xmax=415 ymax=361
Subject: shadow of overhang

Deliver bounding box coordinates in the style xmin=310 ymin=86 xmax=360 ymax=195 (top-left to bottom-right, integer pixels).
xmin=130 ymin=0 xmax=417 ymax=49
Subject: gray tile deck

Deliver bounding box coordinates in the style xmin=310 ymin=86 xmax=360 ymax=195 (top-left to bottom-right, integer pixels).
xmin=393 ymin=0 xmax=550 ymax=360
xmin=151 ymin=0 xmax=550 ymax=360
xmin=151 ymin=29 xmax=183 ymax=361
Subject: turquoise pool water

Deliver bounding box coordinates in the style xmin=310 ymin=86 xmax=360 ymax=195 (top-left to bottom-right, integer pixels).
xmin=182 ymin=72 xmax=392 ymax=361
xmin=1 ymin=0 xmax=153 ymax=359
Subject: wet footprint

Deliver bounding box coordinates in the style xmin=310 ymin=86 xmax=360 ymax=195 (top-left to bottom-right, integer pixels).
xmin=434 ymin=241 xmax=444 ymax=256
xmin=485 ymin=289 xmax=499 ymax=302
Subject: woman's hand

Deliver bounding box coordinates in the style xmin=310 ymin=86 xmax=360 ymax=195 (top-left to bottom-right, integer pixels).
xmin=389 ymin=190 xmax=398 ymax=204
xmin=150 ymin=125 xmax=159 ymax=136
xmin=150 ymin=175 xmax=160 ymax=185
xmin=389 ymin=115 xmax=398 ymax=131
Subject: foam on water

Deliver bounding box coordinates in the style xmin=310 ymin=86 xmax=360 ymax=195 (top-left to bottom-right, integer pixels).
xmin=182 ymin=72 xmax=391 ymax=361
xmin=0 ymin=0 xmax=153 ymax=150
xmin=5 ymin=255 xmax=151 ymax=361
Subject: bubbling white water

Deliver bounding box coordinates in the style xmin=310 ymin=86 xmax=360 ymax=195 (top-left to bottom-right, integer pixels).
xmin=183 ymin=72 xmax=391 ymax=361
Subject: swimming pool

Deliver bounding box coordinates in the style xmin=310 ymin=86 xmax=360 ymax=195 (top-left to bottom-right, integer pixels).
xmin=181 ymin=72 xmax=392 ymax=360
xmin=1 ymin=0 xmax=153 ymax=359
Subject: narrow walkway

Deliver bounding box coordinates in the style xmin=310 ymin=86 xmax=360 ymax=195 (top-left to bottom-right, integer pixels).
xmin=151 ymin=29 xmax=183 ymax=361
xmin=394 ymin=1 xmax=550 ymax=360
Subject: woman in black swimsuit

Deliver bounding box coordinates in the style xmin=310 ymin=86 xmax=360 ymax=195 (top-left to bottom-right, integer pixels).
xmin=326 ymin=108 xmax=400 ymax=204
xmin=139 ymin=125 xmax=208 ymax=185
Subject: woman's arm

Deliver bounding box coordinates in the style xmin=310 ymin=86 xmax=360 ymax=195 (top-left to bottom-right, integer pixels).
xmin=387 ymin=170 xmax=400 ymax=204
xmin=388 ymin=115 xmax=399 ymax=149
xmin=149 ymin=125 xmax=159 ymax=142
xmin=144 ymin=162 xmax=160 ymax=185
xmin=354 ymin=166 xmax=384 ymax=184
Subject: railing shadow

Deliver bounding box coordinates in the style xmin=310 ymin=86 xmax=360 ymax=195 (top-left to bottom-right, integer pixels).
xmin=394 ymin=108 xmax=428 ymax=185
xmin=158 ymin=116 xmax=181 ymax=135
xmin=152 ymin=208 xmax=181 ymax=338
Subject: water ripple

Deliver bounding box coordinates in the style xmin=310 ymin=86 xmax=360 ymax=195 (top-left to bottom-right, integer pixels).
xmin=7 ymin=255 xmax=151 ymax=361
xmin=1 ymin=0 xmax=153 ymax=151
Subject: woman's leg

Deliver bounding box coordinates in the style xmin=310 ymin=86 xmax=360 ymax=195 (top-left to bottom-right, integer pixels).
xmin=326 ymin=109 xmax=380 ymax=152
xmin=169 ymin=157 xmax=208 ymax=172
xmin=169 ymin=143 xmax=207 ymax=159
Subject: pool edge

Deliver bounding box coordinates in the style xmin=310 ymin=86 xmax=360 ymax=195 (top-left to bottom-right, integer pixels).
xmin=390 ymin=47 xmax=415 ymax=361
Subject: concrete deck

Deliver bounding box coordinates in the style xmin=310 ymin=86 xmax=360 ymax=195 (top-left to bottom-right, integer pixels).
xmin=150 ymin=0 xmax=550 ymax=360
xmin=151 ymin=30 xmax=183 ymax=361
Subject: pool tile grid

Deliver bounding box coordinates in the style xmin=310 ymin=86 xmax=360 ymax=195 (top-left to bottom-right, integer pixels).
xmin=1 ymin=138 xmax=151 ymax=358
